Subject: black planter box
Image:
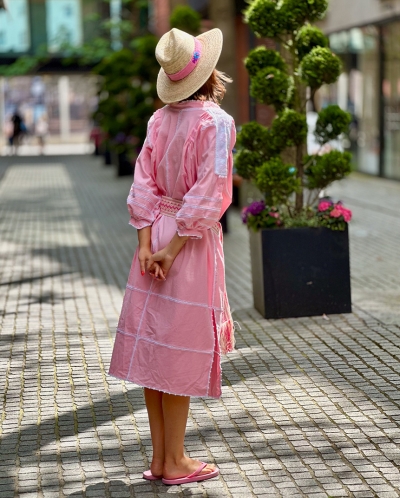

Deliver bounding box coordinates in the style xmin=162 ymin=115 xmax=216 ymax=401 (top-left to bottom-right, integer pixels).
xmin=249 ymin=226 xmax=351 ymax=319
xmin=111 ymin=151 xmax=134 ymax=177
xmin=100 ymin=143 xmax=112 ymax=165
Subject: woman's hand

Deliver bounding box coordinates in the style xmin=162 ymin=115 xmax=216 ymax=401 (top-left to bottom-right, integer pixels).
xmin=138 ymin=246 xmax=153 ymax=276
xmin=147 ymin=248 xmax=174 ymax=280
xmin=147 ymin=233 xmax=189 ymax=280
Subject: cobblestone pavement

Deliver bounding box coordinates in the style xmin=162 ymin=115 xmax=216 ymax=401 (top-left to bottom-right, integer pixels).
xmin=1 ymin=156 xmax=400 ymax=498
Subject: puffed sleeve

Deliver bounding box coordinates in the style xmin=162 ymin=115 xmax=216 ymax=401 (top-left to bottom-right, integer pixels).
xmin=176 ymin=113 xmax=236 ymax=239
xmin=127 ymin=113 xmax=160 ymax=229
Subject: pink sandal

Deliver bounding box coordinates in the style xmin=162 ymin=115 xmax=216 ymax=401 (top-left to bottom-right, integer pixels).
xmin=162 ymin=462 xmax=219 ymax=485
xmin=143 ymin=470 xmax=162 ymax=481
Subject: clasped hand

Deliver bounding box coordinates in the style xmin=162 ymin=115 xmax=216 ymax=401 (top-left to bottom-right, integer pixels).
xmin=138 ymin=232 xmax=188 ymax=282
xmin=138 ymin=246 xmax=173 ymax=281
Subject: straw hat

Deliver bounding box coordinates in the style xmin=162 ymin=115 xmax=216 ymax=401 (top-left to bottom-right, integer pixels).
xmin=155 ymin=28 xmax=223 ymax=104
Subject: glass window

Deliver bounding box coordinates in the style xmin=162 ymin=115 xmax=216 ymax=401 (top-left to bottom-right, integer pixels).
xmin=46 ymin=0 xmax=83 ymax=52
xmin=383 ymin=21 xmax=400 ymax=180
xmin=322 ymin=26 xmax=380 ymax=175
xmin=0 ymin=0 xmax=30 ymax=53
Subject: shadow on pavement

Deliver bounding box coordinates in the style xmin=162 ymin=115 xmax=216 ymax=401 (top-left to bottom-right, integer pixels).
xmin=66 ymin=478 xmax=201 ymax=497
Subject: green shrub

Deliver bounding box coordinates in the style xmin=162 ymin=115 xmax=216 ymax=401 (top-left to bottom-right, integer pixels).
xmin=296 ymin=25 xmax=328 ymax=60
xmin=93 ymin=36 xmax=158 ymax=157
xmin=170 ymin=6 xmax=201 ymax=35
xmin=237 ymin=0 xmax=351 ymax=230
xmin=236 ymin=121 xmax=273 ymax=154
xmin=305 ymin=151 xmax=352 ymax=190
xmin=234 ymin=149 xmax=265 ymax=180
xmin=315 ymin=105 xmax=352 ymax=144
xmin=300 ymin=47 xmax=342 ymax=88
xmin=270 ymin=109 xmax=308 ymax=152
xmin=255 ymin=157 xmax=300 ymax=205
xmin=245 ymin=46 xmax=286 ymax=77
xmin=281 ymin=0 xmax=328 ymax=27
xmin=250 ymin=67 xmax=289 ymax=110
xmin=245 ymin=0 xmax=286 ymax=38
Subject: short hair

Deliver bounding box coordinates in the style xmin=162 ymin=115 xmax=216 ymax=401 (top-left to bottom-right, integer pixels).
xmin=185 ymin=69 xmax=232 ymax=104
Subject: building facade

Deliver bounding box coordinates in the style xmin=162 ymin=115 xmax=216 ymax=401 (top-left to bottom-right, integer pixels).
xmin=320 ymin=0 xmax=400 ymax=180
xmin=0 ymin=0 xmax=114 ymax=147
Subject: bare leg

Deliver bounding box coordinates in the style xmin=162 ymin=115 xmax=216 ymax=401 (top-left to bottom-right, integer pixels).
xmin=144 ymin=388 xmax=164 ymax=477
xmin=162 ymin=393 xmax=216 ymax=479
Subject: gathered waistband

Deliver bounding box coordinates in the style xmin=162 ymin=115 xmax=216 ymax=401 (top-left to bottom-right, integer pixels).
xmin=159 ymin=195 xmax=220 ymax=235
xmin=160 ymin=196 xmax=182 ymax=218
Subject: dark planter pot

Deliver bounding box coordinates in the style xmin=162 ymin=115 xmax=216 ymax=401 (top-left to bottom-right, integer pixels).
xmin=111 ymin=151 xmax=134 ymax=177
xmin=102 ymin=145 xmax=112 ymax=165
xmin=249 ymin=226 xmax=351 ymax=319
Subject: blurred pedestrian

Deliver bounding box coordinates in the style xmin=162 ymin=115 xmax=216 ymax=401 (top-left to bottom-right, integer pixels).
xmin=4 ymin=117 xmax=13 ymax=154
xmin=11 ymin=110 xmax=26 ymax=155
xmin=35 ymin=114 xmax=48 ymax=154
xmin=108 ymin=28 xmax=236 ymax=485
xmin=89 ymin=123 xmax=102 ymax=156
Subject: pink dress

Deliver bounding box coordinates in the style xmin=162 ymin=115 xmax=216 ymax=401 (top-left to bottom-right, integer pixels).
xmin=108 ymin=100 xmax=236 ymax=398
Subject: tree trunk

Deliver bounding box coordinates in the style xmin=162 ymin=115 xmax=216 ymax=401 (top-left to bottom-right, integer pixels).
xmin=295 ymin=143 xmax=304 ymax=212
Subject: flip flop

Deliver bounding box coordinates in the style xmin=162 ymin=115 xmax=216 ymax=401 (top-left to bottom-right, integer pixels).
xmin=143 ymin=469 xmax=162 ymax=481
xmin=162 ymin=462 xmax=219 ymax=485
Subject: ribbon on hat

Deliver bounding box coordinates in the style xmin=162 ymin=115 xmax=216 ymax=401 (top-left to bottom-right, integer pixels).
xmin=167 ymin=38 xmax=202 ymax=82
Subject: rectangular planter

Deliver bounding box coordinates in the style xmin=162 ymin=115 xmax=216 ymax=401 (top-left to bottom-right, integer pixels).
xmin=110 ymin=151 xmax=134 ymax=177
xmin=249 ymin=226 xmax=351 ymax=319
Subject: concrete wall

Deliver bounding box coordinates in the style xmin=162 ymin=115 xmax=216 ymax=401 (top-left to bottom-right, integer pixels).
xmin=321 ymin=0 xmax=400 ymax=33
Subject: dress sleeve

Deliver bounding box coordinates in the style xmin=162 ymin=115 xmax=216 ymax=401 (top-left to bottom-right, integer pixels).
xmin=176 ymin=115 xmax=236 ymax=239
xmin=127 ymin=113 xmax=160 ymax=229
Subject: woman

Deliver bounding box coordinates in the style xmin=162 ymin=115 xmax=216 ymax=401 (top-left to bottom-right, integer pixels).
xmin=109 ymin=27 xmax=236 ymax=486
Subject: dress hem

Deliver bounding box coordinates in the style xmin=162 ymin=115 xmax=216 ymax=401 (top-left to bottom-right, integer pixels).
xmin=107 ymin=372 xmax=222 ymax=399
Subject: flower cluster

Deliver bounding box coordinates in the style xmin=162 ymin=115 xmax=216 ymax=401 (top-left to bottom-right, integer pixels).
xmin=241 ymin=198 xmax=352 ymax=232
xmin=241 ymin=200 xmax=266 ymax=222
xmin=192 ymin=51 xmax=200 ymax=63
xmin=113 ymin=132 xmax=139 ymax=145
xmin=317 ymin=199 xmax=352 ymax=230
xmin=241 ymin=201 xmax=282 ymax=231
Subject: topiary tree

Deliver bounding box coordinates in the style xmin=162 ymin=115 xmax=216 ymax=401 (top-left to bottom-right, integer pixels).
xmin=236 ymin=0 xmax=352 ymax=225
xmin=170 ymin=5 xmax=201 ymax=35
xmin=93 ymin=35 xmax=159 ymax=160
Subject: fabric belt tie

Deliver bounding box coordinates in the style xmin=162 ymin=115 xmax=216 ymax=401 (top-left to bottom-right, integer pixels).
xmin=160 ymin=195 xmax=220 ymax=235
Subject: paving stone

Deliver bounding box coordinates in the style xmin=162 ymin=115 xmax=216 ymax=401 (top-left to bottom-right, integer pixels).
xmin=1 ymin=158 xmax=400 ymax=497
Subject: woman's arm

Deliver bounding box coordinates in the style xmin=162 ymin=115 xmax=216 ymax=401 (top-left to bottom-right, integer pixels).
xmin=147 ymin=233 xmax=189 ymax=280
xmin=137 ymin=226 xmax=152 ymax=276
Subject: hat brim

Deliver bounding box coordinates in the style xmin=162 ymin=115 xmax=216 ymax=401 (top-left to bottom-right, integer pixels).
xmin=156 ymin=28 xmax=223 ymax=105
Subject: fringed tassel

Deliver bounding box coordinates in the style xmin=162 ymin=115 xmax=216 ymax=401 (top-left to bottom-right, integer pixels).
xmin=219 ymin=317 xmax=235 ymax=354
xmin=218 ymin=291 xmax=236 ymax=354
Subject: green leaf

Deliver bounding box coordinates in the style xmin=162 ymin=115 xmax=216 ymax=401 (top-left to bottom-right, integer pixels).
xmin=300 ymin=47 xmax=342 ymax=88
xmin=315 ymin=105 xmax=351 ymax=144
xmin=305 ymin=151 xmax=352 ymax=190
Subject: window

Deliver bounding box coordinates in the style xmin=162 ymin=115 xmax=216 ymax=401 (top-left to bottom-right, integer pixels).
xmin=0 ymin=0 xmax=30 ymax=52
xmin=323 ymin=26 xmax=380 ymax=175
xmin=383 ymin=21 xmax=400 ymax=180
xmin=46 ymin=0 xmax=82 ymax=52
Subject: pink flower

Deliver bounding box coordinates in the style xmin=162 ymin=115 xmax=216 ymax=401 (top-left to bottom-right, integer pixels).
xmin=334 ymin=204 xmax=352 ymax=222
xmin=340 ymin=208 xmax=352 ymax=222
xmin=318 ymin=201 xmax=332 ymax=212
xmin=241 ymin=207 xmax=249 ymax=223
xmin=269 ymin=212 xmax=280 ymax=218
xmin=330 ymin=208 xmax=342 ymax=218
